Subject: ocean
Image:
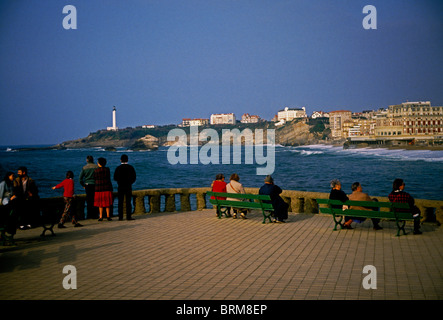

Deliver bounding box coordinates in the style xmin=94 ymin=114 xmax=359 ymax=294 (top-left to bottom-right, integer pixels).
xmin=1 ymin=144 xmax=442 ymax=201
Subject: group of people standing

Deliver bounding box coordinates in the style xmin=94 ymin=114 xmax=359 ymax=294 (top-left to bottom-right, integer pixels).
xmin=72 ymin=154 xmax=137 ymax=223
xmin=0 ymin=167 xmax=40 ymax=233
xmin=210 ymin=173 xmax=289 ymax=223
xmin=329 ymin=178 xmax=422 ymax=234
xmin=0 ymin=154 xmax=137 ymax=236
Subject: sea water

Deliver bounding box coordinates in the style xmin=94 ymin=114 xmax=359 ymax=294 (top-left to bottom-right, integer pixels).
xmin=1 ymin=144 xmax=442 ymax=201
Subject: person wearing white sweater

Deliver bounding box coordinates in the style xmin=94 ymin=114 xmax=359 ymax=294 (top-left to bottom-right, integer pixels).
xmin=226 ymin=173 xmax=248 ymax=219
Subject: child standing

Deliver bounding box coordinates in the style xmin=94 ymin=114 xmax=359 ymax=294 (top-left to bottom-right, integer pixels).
xmin=52 ymin=171 xmax=83 ymax=228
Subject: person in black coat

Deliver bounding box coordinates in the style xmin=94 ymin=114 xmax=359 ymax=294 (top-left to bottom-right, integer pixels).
xmin=114 ymin=154 xmax=136 ymax=221
xmin=329 ymin=179 xmax=353 ymax=229
xmin=259 ymin=175 xmax=288 ymax=223
xmin=12 ymin=167 xmax=40 ymax=229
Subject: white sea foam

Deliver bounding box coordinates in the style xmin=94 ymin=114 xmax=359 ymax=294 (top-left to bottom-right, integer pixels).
xmin=292 ymin=149 xmax=324 ymax=156
xmin=296 ymin=144 xmax=443 ymax=162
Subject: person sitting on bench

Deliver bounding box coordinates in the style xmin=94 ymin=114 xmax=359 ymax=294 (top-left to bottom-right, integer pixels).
xmin=388 ymin=179 xmax=422 ymax=235
xmin=226 ymin=173 xmax=248 ymax=219
xmin=259 ymin=175 xmax=288 ymax=223
xmin=329 ymin=179 xmax=354 ymax=229
xmin=348 ymin=182 xmax=382 ymax=230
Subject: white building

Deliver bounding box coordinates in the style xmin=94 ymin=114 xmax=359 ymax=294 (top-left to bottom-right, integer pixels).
xmin=181 ymin=118 xmax=209 ymax=127
xmin=189 ymin=118 xmax=209 ymax=126
xmin=210 ymin=113 xmax=236 ymax=125
xmin=107 ymin=106 xmax=118 ymax=131
xmin=311 ymin=111 xmax=329 ymax=119
xmin=277 ymin=107 xmax=307 ymax=122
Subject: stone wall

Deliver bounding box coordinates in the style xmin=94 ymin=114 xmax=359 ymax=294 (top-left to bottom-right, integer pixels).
xmin=40 ymin=188 xmax=443 ymax=225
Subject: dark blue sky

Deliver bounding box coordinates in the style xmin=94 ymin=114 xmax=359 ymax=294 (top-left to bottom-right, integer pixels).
xmin=1 ymin=0 xmax=442 ymax=145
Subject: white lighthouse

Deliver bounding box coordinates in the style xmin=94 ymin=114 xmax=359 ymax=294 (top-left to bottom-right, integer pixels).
xmin=107 ymin=106 xmax=118 ymax=131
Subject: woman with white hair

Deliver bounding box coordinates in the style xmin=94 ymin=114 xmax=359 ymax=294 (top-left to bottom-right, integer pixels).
xmin=226 ymin=173 xmax=248 ymax=219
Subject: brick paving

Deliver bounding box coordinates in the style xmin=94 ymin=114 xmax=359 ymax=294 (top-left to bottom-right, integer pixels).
xmin=1 ymin=209 xmax=442 ymax=301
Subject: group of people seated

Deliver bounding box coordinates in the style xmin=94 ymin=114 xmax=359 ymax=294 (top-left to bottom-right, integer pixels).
xmin=210 ymin=173 xmax=289 ymax=223
xmin=210 ymin=173 xmax=422 ymax=233
xmin=329 ymin=178 xmax=422 ymax=234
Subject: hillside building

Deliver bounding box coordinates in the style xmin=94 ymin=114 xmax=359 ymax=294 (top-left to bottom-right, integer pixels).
xmin=241 ymin=113 xmax=261 ymax=123
xmin=210 ymin=113 xmax=236 ymax=125
xmin=181 ymin=118 xmax=209 ymax=127
xmin=277 ymin=107 xmax=307 ymax=122
xmin=329 ymin=110 xmax=352 ymax=139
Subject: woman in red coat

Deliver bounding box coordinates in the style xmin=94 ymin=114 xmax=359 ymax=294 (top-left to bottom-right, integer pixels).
xmin=94 ymin=158 xmax=114 ymax=221
xmin=210 ymin=173 xmax=229 ymax=216
xmin=211 ymin=174 xmax=227 ymax=198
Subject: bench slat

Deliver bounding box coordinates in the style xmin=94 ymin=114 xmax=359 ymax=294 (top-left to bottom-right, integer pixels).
xmin=317 ymin=198 xmax=409 ymax=209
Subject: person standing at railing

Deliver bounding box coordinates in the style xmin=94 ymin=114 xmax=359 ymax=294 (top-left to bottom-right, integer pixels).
xmin=79 ymin=156 xmax=99 ymax=220
xmin=114 ymin=154 xmax=136 ymax=221
xmin=94 ymin=157 xmax=114 ymax=221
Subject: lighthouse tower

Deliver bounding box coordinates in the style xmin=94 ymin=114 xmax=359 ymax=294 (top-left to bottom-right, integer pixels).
xmin=107 ymin=106 xmax=118 ymax=131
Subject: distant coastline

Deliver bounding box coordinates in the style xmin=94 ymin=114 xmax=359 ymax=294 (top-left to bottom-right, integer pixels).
xmin=343 ymin=140 xmax=443 ymax=151
xmin=4 ymin=119 xmax=443 ymax=152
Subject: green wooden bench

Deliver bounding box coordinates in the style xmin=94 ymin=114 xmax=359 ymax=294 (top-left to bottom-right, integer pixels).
xmin=316 ymin=199 xmax=417 ymax=236
xmin=207 ymin=191 xmax=274 ymax=224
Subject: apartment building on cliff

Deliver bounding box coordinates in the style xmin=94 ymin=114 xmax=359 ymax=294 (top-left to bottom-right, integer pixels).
xmin=181 ymin=118 xmax=209 ymax=127
xmin=329 ymin=110 xmax=352 ymax=139
xmin=241 ymin=113 xmax=261 ymax=123
xmin=210 ymin=113 xmax=236 ymax=125
xmin=277 ymin=107 xmax=307 ymax=122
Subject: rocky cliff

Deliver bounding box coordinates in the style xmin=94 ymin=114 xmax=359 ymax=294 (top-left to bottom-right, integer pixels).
xmin=275 ymin=121 xmax=326 ymax=146
xmin=56 ymin=120 xmax=331 ymax=150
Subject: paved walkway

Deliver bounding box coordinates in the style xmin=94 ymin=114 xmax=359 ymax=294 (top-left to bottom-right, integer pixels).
xmin=1 ymin=209 xmax=442 ymax=301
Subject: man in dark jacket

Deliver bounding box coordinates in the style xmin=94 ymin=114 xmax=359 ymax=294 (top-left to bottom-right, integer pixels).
xmin=114 ymin=154 xmax=136 ymax=220
xmin=79 ymin=156 xmax=99 ymax=219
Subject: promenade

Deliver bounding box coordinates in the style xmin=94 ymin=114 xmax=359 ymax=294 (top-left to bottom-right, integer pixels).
xmin=1 ymin=209 xmax=442 ymax=303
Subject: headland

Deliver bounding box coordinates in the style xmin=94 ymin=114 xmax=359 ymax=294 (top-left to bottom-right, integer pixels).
xmin=9 ymin=118 xmax=442 ymax=152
